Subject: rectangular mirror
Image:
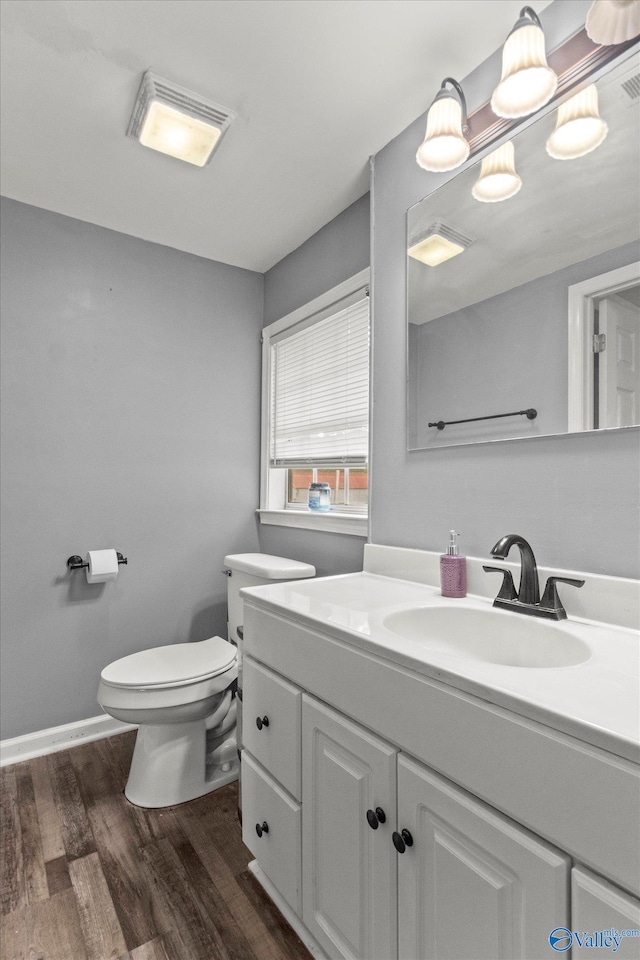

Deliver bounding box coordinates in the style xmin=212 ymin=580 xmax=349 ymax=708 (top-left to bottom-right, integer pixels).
xmin=407 ymin=50 xmax=640 ymax=450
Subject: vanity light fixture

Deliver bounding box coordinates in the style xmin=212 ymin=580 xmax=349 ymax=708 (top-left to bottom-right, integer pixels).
xmin=491 ymin=7 xmax=558 ymax=119
xmin=472 ymin=141 xmax=522 ymax=203
xmin=407 ymin=221 xmax=473 ymax=266
xmin=416 ymin=78 xmax=470 ymax=172
xmin=585 ymin=0 xmax=640 ymax=45
xmin=127 ymin=71 xmax=235 ymax=167
xmin=546 ymin=85 xmax=608 ymax=159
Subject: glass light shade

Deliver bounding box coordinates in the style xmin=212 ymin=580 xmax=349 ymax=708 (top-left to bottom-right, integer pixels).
xmin=491 ymin=23 xmax=558 ymax=118
xmin=546 ymin=85 xmax=608 ymax=159
xmin=472 ymin=142 xmax=522 ymax=203
xmin=416 ymin=95 xmax=470 ymax=172
xmin=139 ymin=101 xmax=222 ymax=166
xmin=408 ymin=233 xmax=465 ymax=266
xmin=586 ymin=0 xmax=640 ymax=45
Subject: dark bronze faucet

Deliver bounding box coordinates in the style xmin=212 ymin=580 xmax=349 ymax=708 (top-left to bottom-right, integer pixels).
xmin=483 ymin=534 xmax=584 ymax=620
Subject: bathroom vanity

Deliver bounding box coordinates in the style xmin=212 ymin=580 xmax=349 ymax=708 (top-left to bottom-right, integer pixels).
xmin=240 ymin=545 xmax=640 ymax=960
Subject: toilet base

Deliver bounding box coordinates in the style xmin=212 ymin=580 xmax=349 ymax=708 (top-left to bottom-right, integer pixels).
xmin=124 ymin=718 xmax=239 ymax=808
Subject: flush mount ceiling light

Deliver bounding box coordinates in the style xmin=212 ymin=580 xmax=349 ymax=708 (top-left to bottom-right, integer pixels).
xmin=546 ymin=84 xmax=609 ymax=159
xmin=127 ymin=71 xmax=235 ymax=167
xmin=416 ymin=78 xmax=470 ymax=172
xmin=586 ymin=0 xmax=640 ymax=45
xmin=491 ymin=7 xmax=558 ymax=119
xmin=408 ymin=221 xmax=473 ymax=266
xmin=472 ymin=141 xmax=523 ymax=203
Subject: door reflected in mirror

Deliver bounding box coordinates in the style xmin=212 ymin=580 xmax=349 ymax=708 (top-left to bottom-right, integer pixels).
xmin=596 ymin=287 xmax=640 ymax=428
xmin=407 ymin=51 xmax=640 ymax=451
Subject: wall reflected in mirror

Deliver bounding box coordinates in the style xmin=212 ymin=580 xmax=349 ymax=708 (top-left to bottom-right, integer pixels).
xmin=407 ymin=51 xmax=640 ymax=451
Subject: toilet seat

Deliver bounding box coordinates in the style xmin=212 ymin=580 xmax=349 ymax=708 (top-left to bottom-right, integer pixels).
xmin=100 ymin=636 xmax=236 ymax=690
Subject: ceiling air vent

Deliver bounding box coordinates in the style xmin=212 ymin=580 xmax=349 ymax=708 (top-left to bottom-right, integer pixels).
xmin=621 ymin=72 xmax=640 ymax=102
xmin=613 ymin=58 xmax=640 ymax=110
xmin=127 ymin=71 xmax=236 ymax=167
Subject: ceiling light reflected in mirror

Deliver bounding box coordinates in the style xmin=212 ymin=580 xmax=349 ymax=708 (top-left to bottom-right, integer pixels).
xmin=408 ymin=222 xmax=473 ymax=266
xmin=472 ymin=141 xmax=523 ymax=203
xmin=546 ymin=85 xmax=609 ymax=159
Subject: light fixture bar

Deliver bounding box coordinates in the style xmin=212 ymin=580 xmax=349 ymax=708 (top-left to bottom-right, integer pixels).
xmin=464 ymin=28 xmax=633 ymax=160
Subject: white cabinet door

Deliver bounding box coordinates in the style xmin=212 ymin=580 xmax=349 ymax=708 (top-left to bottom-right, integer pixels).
xmin=572 ymin=866 xmax=640 ymax=958
xmin=397 ymin=754 xmax=570 ymax=960
xmin=302 ymin=695 xmax=398 ymax=960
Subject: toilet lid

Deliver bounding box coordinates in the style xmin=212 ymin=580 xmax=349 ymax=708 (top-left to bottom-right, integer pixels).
xmin=100 ymin=636 xmax=236 ymax=687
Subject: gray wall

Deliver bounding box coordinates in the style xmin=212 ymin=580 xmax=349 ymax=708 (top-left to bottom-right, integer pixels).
xmin=371 ymin=0 xmax=640 ymax=577
xmin=259 ymin=193 xmax=371 ymax=574
xmin=263 ymin=194 xmax=370 ymax=324
xmin=0 ymin=198 xmax=263 ymax=739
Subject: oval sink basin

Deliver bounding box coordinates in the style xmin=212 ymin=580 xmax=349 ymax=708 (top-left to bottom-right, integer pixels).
xmin=382 ymin=605 xmax=591 ymax=668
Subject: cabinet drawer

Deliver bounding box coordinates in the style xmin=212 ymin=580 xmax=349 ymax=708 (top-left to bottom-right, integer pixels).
xmin=243 ymin=656 xmax=302 ymax=799
xmin=241 ymin=751 xmax=302 ymax=917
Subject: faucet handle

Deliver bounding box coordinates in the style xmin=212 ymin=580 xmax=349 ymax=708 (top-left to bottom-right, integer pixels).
xmin=483 ymin=565 xmax=518 ymax=601
xmin=540 ymin=576 xmax=585 ymax=618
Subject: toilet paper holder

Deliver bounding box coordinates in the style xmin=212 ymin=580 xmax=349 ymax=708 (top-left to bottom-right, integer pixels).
xmin=67 ymin=553 xmax=128 ymax=570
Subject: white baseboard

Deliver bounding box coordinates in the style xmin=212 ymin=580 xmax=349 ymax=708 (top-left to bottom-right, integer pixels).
xmin=0 ymin=714 xmax=136 ymax=767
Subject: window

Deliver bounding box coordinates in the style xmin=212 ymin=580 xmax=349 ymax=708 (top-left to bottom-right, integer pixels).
xmin=260 ymin=269 xmax=370 ymax=535
xmin=287 ymin=468 xmax=369 ymax=508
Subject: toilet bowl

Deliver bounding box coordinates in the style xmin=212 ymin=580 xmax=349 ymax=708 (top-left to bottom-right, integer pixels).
xmin=98 ymin=636 xmax=238 ymax=808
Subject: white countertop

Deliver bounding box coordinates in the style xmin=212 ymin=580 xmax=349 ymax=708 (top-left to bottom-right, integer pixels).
xmin=241 ymin=567 xmax=640 ymax=764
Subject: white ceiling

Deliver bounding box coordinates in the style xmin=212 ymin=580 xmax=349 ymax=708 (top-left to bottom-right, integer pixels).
xmin=1 ymin=0 xmax=550 ymax=273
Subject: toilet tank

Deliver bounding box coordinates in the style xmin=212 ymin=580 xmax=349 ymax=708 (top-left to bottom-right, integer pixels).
xmin=223 ymin=553 xmax=316 ymax=643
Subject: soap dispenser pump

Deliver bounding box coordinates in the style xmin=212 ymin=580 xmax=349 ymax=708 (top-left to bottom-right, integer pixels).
xmin=440 ymin=530 xmax=467 ymax=598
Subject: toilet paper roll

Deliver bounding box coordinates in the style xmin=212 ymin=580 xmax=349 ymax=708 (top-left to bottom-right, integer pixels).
xmin=86 ymin=549 xmax=119 ymax=584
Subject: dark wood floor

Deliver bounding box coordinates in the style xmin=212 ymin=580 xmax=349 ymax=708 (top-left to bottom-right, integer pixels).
xmin=0 ymin=731 xmax=313 ymax=960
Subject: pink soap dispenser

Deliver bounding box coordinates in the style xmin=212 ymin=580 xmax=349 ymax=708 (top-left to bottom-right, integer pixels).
xmin=440 ymin=530 xmax=467 ymax=598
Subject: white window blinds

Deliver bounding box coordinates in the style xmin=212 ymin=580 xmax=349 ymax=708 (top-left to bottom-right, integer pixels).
xmin=270 ymin=293 xmax=369 ymax=467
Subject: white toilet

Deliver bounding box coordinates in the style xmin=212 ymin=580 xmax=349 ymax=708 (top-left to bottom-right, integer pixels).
xmin=97 ymin=553 xmax=315 ymax=808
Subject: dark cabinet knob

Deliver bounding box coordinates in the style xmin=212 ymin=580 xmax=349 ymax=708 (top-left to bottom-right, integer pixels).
xmin=255 ymin=821 xmax=269 ymax=838
xmin=366 ymin=807 xmax=387 ymax=829
xmin=256 ymin=715 xmax=269 ymax=730
xmin=392 ymin=829 xmax=414 ymax=854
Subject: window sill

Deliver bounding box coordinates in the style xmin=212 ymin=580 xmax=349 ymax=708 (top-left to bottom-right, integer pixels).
xmin=257 ymin=509 xmax=368 ymax=537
